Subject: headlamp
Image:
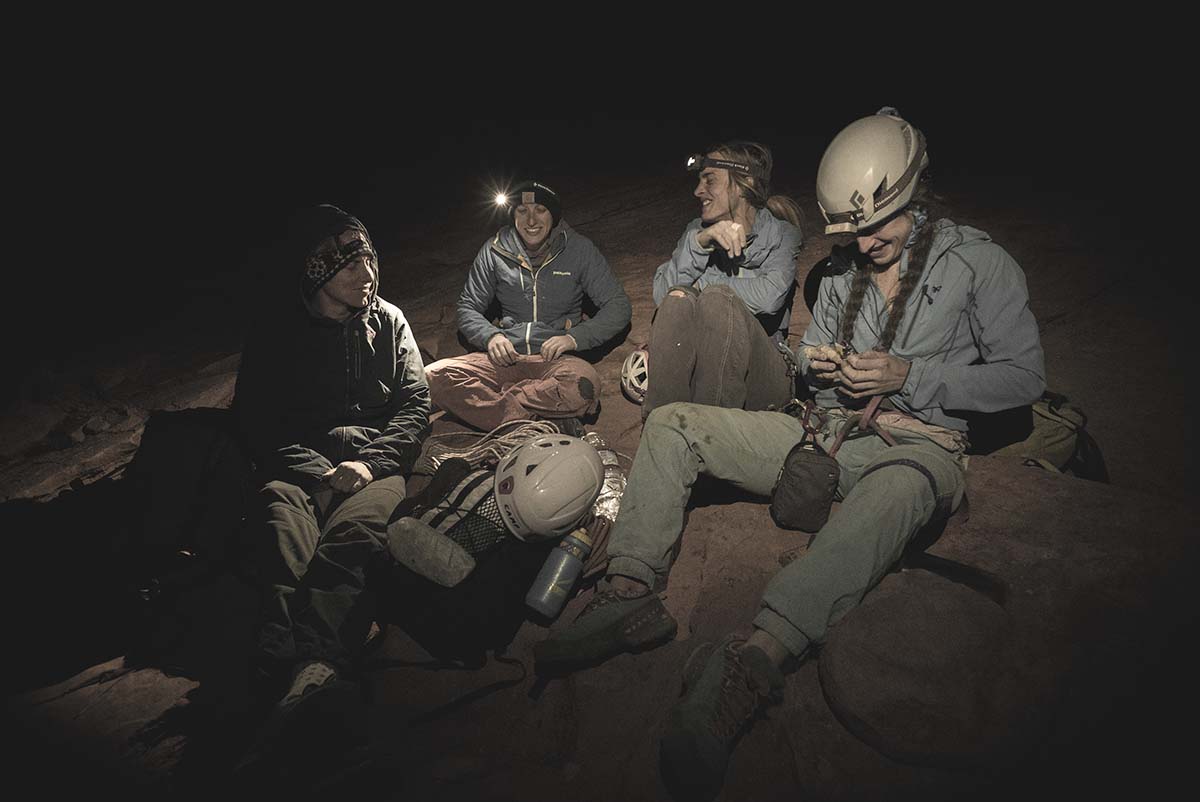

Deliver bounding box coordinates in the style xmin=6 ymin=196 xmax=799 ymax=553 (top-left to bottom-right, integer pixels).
xmin=494 ymin=192 xmax=509 ymax=207
xmin=685 ymin=154 xmax=755 ymax=177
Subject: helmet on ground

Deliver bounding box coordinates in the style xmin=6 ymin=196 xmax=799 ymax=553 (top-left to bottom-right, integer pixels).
xmin=816 ymin=109 xmax=929 ymax=235
xmin=621 ymin=348 xmax=649 ymax=404
xmin=493 ymin=434 xmax=604 ymax=541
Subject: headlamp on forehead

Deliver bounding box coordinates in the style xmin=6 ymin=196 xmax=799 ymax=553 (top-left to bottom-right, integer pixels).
xmin=685 ymin=154 xmax=755 ymax=177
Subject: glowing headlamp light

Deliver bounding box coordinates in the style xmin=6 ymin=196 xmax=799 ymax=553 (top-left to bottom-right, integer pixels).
xmin=494 ymin=192 xmax=510 ymax=207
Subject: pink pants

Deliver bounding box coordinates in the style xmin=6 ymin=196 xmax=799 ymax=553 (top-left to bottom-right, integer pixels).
xmin=424 ymin=352 xmax=600 ymax=431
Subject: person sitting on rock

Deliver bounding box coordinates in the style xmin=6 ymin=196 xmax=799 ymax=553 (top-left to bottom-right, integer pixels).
xmin=639 ymin=141 xmax=805 ymax=421
xmin=425 ymin=180 xmax=631 ymax=432
xmin=233 ymin=204 xmax=430 ymax=743
xmin=534 ymin=110 xmax=1046 ymax=800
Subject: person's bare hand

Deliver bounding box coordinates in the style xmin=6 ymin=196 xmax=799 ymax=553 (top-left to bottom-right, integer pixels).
xmin=809 ymin=358 xmax=842 ymax=384
xmin=487 ymin=333 xmax=519 ymax=366
xmin=836 ymin=351 xmax=911 ymax=399
xmin=322 ymin=460 xmax=374 ymax=494
xmin=696 ymin=220 xmax=748 ymax=258
xmin=541 ymin=334 xmax=577 ymax=361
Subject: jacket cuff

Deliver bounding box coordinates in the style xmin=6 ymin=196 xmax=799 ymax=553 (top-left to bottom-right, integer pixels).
xmin=667 ymin=284 xmax=700 ymax=299
xmin=690 ymin=229 xmax=715 ymax=255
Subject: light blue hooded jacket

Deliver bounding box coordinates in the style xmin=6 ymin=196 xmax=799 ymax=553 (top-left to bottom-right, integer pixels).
xmin=800 ymin=219 xmax=1046 ymax=432
xmin=653 ymin=209 xmax=803 ymax=344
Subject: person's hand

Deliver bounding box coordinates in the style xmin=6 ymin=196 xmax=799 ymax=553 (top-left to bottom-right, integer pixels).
xmin=323 ymin=461 xmax=374 ymax=494
xmin=835 ymin=351 xmax=912 ymax=399
xmin=487 ymin=333 xmax=519 ymax=366
xmin=696 ymin=220 xmax=748 ymax=258
xmin=540 ymin=334 xmax=577 ymax=361
xmin=809 ymin=357 xmax=843 ymax=385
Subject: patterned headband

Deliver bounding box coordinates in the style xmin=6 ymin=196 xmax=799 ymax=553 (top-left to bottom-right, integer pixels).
xmin=302 ymin=229 xmax=376 ymax=299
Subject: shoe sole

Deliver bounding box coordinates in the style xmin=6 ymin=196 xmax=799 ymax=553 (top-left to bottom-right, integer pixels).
xmin=535 ymin=599 xmax=677 ymax=667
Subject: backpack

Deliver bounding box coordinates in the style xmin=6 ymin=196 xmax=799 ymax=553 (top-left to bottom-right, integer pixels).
xmin=989 ymin=391 xmax=1109 ymax=482
xmin=118 ymin=407 xmax=255 ymax=600
xmin=371 ymin=458 xmax=552 ymax=666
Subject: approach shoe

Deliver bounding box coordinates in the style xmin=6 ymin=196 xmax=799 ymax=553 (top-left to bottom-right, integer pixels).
xmin=660 ymin=635 xmax=784 ymax=802
xmin=534 ymin=585 xmax=677 ymax=668
xmin=236 ymin=660 xmax=359 ymax=775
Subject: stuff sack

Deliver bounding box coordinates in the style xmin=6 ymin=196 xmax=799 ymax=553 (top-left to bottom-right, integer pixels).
xmin=770 ymin=438 xmax=841 ymax=533
xmin=990 ymin=391 xmax=1109 ymax=482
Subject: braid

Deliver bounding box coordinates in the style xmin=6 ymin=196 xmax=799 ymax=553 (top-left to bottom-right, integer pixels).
xmin=878 ymin=214 xmax=934 ymax=350
xmin=838 ymin=265 xmax=874 ymax=343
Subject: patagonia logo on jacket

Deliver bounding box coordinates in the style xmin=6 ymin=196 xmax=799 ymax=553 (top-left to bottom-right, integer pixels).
xmin=552 ymin=270 xmax=572 ymax=276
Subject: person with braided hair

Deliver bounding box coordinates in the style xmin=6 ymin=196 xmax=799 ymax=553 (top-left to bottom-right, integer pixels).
xmin=535 ymin=110 xmax=1044 ymax=800
xmin=640 ymin=141 xmax=805 ymax=421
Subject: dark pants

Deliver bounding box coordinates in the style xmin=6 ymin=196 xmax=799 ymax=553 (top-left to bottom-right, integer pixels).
xmin=254 ymin=475 xmax=407 ymax=676
xmin=643 ymin=285 xmax=793 ymax=421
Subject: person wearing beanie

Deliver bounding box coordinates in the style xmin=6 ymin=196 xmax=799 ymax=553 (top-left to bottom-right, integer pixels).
xmin=425 ymin=180 xmax=631 ymax=431
xmin=232 ymin=204 xmax=430 ymax=760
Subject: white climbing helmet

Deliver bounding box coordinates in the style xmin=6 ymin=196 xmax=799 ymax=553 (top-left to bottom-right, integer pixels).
xmin=621 ymin=348 xmax=649 ymax=404
xmin=816 ymin=109 xmax=929 ymax=235
xmin=493 ymin=434 xmax=604 ymax=541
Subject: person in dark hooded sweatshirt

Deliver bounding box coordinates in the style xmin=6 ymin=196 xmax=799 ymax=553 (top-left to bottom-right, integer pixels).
xmin=425 ymin=180 xmax=631 ymax=431
xmin=234 ymin=204 xmax=430 ymax=730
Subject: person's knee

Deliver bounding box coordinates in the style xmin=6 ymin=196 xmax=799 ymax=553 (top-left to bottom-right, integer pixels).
xmin=553 ymin=357 xmax=600 ymax=404
xmin=260 ymin=480 xmax=306 ymax=507
xmin=424 ymin=358 xmax=461 ymax=389
xmin=644 ymin=402 xmax=700 ymax=435
xmin=699 ymin=284 xmax=737 ymax=301
xmin=695 ymin=285 xmax=744 ymax=324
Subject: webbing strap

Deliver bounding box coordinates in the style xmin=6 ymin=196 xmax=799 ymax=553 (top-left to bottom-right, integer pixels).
xmin=858 ymin=457 xmax=940 ymax=503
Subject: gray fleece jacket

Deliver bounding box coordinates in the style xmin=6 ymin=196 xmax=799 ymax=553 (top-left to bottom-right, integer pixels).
xmin=457 ymin=221 xmax=632 ymax=355
xmin=653 ymin=209 xmax=803 ymax=343
xmin=799 ymin=220 xmax=1045 ymax=432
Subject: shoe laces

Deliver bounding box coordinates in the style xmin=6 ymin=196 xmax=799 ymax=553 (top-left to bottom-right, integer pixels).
xmin=709 ymin=640 xmax=774 ymax=741
xmin=581 ymin=586 xmax=647 ymax=616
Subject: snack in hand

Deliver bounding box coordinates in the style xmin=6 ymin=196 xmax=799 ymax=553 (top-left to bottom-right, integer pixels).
xmin=802 ymin=342 xmax=849 ymax=365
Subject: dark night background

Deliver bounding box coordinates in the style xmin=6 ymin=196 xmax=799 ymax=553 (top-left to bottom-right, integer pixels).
xmin=5 ymin=45 xmax=1167 ymax=395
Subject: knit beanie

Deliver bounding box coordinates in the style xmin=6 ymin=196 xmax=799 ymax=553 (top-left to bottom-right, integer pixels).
xmin=508 ymin=181 xmax=562 ymax=229
xmin=293 ymin=204 xmax=377 ymax=299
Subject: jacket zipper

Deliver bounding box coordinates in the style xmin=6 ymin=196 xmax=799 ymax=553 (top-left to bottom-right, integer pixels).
xmin=492 ymin=236 xmax=564 ymax=356
xmin=527 ymin=250 xmax=561 ymax=355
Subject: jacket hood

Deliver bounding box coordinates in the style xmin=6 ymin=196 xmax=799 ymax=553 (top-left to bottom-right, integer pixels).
xmin=914 ymin=215 xmax=985 ymax=257
xmin=287 ymin=204 xmax=381 ymax=318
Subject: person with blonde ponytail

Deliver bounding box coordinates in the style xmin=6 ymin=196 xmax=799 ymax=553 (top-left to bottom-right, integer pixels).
xmin=638 ymin=141 xmax=804 ymax=420
xmin=535 ymin=111 xmax=1045 ymax=800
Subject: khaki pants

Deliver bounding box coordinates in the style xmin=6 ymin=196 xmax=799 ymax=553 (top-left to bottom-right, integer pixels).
xmin=606 ymin=403 xmax=966 ymax=658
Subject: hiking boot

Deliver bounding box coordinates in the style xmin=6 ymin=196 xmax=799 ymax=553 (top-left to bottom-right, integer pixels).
xmin=660 ymin=635 xmax=784 ymax=801
xmin=534 ymin=585 xmax=677 ymax=668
